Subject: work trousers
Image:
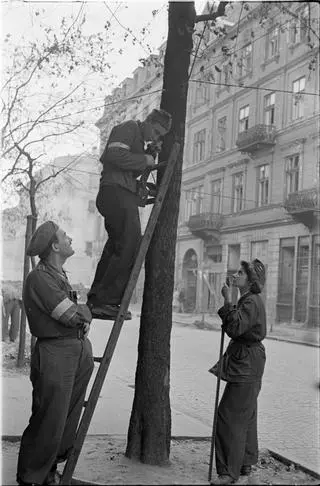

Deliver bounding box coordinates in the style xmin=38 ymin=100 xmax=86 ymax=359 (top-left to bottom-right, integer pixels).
xmin=2 ymin=298 xmax=21 ymax=342
xmin=215 ymin=381 xmax=262 ymax=480
xmin=17 ymin=337 xmax=94 ymax=484
xmin=88 ymin=185 xmax=141 ymax=306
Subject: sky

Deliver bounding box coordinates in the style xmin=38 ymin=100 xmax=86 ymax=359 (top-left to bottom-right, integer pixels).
xmin=1 ymin=0 xmax=208 ymax=87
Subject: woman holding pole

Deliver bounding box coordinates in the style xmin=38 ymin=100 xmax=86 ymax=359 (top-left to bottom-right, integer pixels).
xmin=209 ymin=259 xmax=267 ymax=485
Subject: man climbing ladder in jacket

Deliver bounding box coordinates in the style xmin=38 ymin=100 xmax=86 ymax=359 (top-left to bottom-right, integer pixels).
xmin=87 ymin=108 xmax=172 ymax=320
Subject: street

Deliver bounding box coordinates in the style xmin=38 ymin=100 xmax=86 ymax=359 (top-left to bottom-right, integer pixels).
xmin=2 ymin=315 xmax=319 ymax=475
xmin=87 ymin=315 xmax=320 ymax=473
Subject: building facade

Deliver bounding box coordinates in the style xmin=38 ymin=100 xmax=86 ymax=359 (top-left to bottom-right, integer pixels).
xmin=177 ymin=2 xmax=319 ymax=328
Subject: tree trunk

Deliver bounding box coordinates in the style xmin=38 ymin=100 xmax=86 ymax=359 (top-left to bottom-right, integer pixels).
xmin=30 ymin=214 xmax=38 ymax=354
xmin=125 ymin=2 xmax=196 ymax=465
xmin=17 ymin=215 xmax=33 ymax=367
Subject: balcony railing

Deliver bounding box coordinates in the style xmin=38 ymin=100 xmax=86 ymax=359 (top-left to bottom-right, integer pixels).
xmin=187 ymin=212 xmax=223 ymax=241
xmin=236 ymin=124 xmax=276 ymax=154
xmin=284 ymin=187 xmax=319 ymax=228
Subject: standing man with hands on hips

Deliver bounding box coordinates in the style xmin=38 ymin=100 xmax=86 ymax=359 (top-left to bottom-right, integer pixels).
xmin=87 ymin=108 xmax=172 ymax=320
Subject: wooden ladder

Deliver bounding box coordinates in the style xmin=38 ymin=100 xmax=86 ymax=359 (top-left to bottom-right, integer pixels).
xmin=60 ymin=142 xmax=180 ymax=485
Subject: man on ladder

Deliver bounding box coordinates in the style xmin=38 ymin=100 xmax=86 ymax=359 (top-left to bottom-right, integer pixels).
xmin=87 ymin=108 xmax=172 ymax=320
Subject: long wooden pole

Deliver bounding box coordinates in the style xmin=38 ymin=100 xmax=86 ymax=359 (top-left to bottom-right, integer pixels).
xmin=208 ymin=328 xmax=225 ymax=482
xmin=17 ymin=215 xmax=33 ymax=368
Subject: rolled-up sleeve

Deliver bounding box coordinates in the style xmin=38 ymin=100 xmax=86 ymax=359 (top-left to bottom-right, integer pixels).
xmin=218 ymin=298 xmax=257 ymax=339
xmin=27 ymin=272 xmax=87 ymax=328
xmin=100 ymin=121 xmax=148 ymax=172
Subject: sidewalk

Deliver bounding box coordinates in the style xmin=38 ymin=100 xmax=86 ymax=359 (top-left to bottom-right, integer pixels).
xmin=172 ymin=311 xmax=320 ymax=347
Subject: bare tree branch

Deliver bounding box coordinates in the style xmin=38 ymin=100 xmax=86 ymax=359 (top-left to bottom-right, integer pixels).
xmin=1 ymin=82 xmax=83 ymax=158
xmin=274 ymin=2 xmax=319 ymax=41
xmin=23 ymin=123 xmax=83 ymax=150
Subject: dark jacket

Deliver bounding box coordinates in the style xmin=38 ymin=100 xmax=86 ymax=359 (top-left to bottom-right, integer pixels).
xmin=23 ymin=262 xmax=91 ymax=339
xmin=213 ymin=292 xmax=266 ymax=383
xmin=99 ymin=120 xmax=148 ymax=194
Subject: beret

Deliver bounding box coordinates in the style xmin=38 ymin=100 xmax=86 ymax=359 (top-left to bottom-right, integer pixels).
xmin=147 ymin=109 xmax=172 ymax=131
xmin=249 ymin=258 xmax=266 ymax=291
xmin=26 ymin=221 xmax=59 ymax=257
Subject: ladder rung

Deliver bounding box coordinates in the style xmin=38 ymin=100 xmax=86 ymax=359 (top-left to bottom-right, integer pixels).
xmin=146 ymin=198 xmax=156 ymax=205
xmin=93 ymin=356 xmax=103 ymax=363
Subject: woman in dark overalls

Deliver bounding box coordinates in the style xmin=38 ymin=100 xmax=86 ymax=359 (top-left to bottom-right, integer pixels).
xmin=212 ymin=259 xmax=266 ymax=484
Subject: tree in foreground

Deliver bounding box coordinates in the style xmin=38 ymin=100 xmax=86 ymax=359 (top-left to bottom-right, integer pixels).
xmin=125 ymin=1 xmax=227 ymax=464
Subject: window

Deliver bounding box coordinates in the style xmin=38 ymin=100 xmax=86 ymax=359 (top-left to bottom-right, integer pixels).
xmin=300 ymin=6 xmax=309 ymax=43
xmin=289 ymin=19 xmax=299 ymax=45
xmin=251 ymin=241 xmax=268 ymax=261
xmin=239 ymin=105 xmax=249 ymax=133
xmin=277 ymin=238 xmax=295 ymax=321
xmin=238 ymin=44 xmax=252 ymax=77
xmin=223 ymin=64 xmax=230 ymax=85
xmin=292 ymin=76 xmax=305 ymax=120
xmin=195 ymin=82 xmax=209 ymax=106
xmin=211 ymin=179 xmax=222 ymax=213
xmin=267 ymin=26 xmax=279 ymax=59
xmin=88 ymin=200 xmax=95 ymax=213
xmin=264 ymin=92 xmax=275 ymax=125
xmin=285 ymin=154 xmax=300 ymax=196
xmin=184 ymin=190 xmax=192 ymax=221
xmin=310 ymin=235 xmax=320 ymax=327
xmin=85 ymin=241 xmax=93 ymax=257
xmin=146 ymin=66 xmax=151 ymax=79
xmin=257 ymin=164 xmax=269 ymax=207
xmin=232 ymin=172 xmax=244 ymax=212
xmin=290 ymin=6 xmax=309 ymax=44
xmin=207 ymin=249 xmax=222 ymax=264
xmin=216 ymin=63 xmax=230 ymax=91
xmin=133 ymin=73 xmax=139 ymax=90
xmin=193 ymin=129 xmax=206 ymax=164
xmin=217 ymin=117 xmax=227 ymax=152
xmin=184 ymin=186 xmax=204 ymax=220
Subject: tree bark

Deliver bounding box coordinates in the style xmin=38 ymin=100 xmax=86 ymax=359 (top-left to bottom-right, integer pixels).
xmin=125 ymin=2 xmax=196 ymax=465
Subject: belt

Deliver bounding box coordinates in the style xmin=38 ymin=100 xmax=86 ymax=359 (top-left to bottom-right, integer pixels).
xmin=36 ymin=328 xmax=85 ymax=341
xmin=235 ymin=340 xmax=262 ymax=347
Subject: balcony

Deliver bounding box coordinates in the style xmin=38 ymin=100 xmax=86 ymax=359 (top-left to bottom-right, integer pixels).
xmin=284 ymin=187 xmax=319 ymax=228
xmin=236 ymin=124 xmax=276 ymax=154
xmin=187 ymin=212 xmax=223 ymax=242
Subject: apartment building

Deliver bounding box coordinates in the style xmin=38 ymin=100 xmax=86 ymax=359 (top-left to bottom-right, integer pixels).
xmin=177 ymin=2 xmax=319 ymax=328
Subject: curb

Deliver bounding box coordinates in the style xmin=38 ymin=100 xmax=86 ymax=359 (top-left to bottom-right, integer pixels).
xmin=3 ymin=435 xmax=320 ymax=480
xmin=173 ymin=319 xmax=320 ymax=348
xmin=267 ymin=448 xmax=320 ymax=480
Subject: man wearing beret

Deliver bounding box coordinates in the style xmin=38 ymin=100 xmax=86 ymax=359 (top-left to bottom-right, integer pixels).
xmin=87 ymin=108 xmax=172 ymax=320
xmin=16 ymin=221 xmax=94 ymax=486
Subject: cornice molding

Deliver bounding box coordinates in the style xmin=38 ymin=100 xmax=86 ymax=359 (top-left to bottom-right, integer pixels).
xmin=227 ymin=158 xmax=250 ymax=170
xmin=276 ymin=114 xmax=319 ymax=139
xmin=280 ymin=137 xmax=307 ymax=153
xmin=221 ymin=216 xmax=295 ymax=233
xmin=186 ymin=110 xmax=211 ymax=127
